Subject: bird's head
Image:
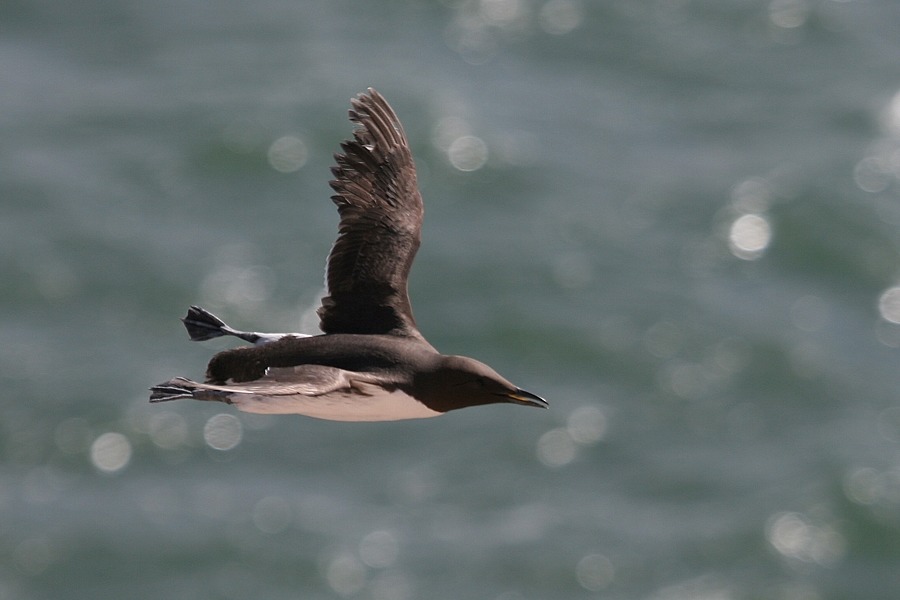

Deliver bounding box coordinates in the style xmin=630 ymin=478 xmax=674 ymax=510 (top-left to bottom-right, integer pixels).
xmin=418 ymin=354 xmax=548 ymax=413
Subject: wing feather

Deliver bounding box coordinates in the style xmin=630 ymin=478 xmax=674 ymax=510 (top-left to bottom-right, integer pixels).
xmin=319 ymin=89 xmax=424 ymax=338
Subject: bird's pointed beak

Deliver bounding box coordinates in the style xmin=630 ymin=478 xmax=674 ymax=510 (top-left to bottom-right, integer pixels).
xmin=507 ymin=388 xmax=549 ymax=409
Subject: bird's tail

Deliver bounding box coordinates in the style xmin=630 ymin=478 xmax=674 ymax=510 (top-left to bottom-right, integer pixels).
xmin=149 ymin=377 xmax=232 ymax=404
xmin=181 ymin=305 xmax=230 ymax=341
xmin=149 ymin=378 xmax=196 ymax=402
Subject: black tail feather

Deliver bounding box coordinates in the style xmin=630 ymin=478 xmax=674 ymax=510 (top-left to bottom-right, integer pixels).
xmin=149 ymin=380 xmax=195 ymax=403
xmin=149 ymin=378 xmax=233 ymax=404
xmin=181 ymin=305 xmax=229 ymax=341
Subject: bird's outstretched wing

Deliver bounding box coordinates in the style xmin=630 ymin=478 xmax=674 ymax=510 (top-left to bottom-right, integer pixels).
xmin=319 ymin=88 xmax=425 ymax=339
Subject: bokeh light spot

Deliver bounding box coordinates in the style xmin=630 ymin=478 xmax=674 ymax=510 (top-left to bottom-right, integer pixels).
xmin=90 ymin=432 xmax=132 ymax=473
xmin=575 ymin=553 xmax=615 ymax=591
xmin=149 ymin=411 xmax=189 ymax=450
xmin=359 ymin=530 xmax=399 ymax=569
xmin=539 ymin=0 xmax=585 ymax=35
xmin=566 ymin=406 xmax=607 ymax=445
xmin=663 ymin=361 xmax=710 ymax=400
xmin=204 ymin=413 xmax=243 ymax=451
xmin=537 ymin=428 xmax=577 ymax=467
xmin=878 ymin=286 xmax=900 ymax=323
xmin=447 ymin=135 xmax=488 ymax=171
xmin=267 ymin=135 xmax=308 ymax=173
xmin=854 ymin=156 xmax=893 ymax=193
xmin=728 ymin=213 xmax=772 ymax=260
xmin=325 ymin=552 xmax=367 ymax=597
xmin=766 ymin=511 xmax=845 ymax=566
xmin=843 ymin=467 xmax=884 ymax=506
xmin=252 ymin=495 xmax=292 ymax=534
xmin=769 ymin=0 xmax=810 ymax=29
xmin=480 ymin=0 xmax=526 ymax=26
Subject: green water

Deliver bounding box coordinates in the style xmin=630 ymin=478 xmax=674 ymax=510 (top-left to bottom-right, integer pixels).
xmin=3 ymin=1 xmax=900 ymax=598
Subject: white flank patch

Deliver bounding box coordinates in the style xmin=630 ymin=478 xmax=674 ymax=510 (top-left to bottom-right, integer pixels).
xmin=228 ymin=387 xmax=443 ymax=422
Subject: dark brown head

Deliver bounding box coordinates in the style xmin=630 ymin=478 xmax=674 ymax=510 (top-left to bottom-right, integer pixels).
xmin=415 ymin=354 xmax=548 ymax=414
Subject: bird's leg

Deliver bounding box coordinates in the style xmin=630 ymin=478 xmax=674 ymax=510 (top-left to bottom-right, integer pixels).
xmin=181 ymin=305 xmax=307 ymax=346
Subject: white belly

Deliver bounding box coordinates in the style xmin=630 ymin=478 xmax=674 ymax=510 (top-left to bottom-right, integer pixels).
xmin=228 ymin=387 xmax=443 ymax=422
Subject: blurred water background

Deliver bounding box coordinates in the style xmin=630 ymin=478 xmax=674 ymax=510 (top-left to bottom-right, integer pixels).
xmin=4 ymin=0 xmax=900 ymax=598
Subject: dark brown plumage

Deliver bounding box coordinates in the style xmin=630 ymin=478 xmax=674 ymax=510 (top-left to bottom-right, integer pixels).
xmin=320 ymin=90 xmax=425 ymax=339
xmin=150 ymin=89 xmax=546 ymax=421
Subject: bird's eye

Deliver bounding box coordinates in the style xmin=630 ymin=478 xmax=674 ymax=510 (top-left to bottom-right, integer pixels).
xmin=455 ymin=378 xmax=485 ymax=389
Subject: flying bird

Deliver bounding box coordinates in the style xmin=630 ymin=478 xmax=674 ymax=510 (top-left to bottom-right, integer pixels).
xmin=150 ymin=88 xmax=547 ymax=421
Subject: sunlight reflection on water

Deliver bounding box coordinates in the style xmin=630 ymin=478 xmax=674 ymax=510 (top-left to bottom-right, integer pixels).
xmin=766 ymin=511 xmax=845 ymax=567
xmin=575 ymin=552 xmax=615 ymax=592
xmin=267 ymin=135 xmax=308 ymax=173
xmin=204 ymin=413 xmax=243 ymax=451
xmin=89 ymin=432 xmax=132 ymax=473
xmin=728 ymin=213 xmax=771 ymax=261
xmin=537 ymin=404 xmax=607 ymax=468
xmin=6 ymin=1 xmax=900 ymax=598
